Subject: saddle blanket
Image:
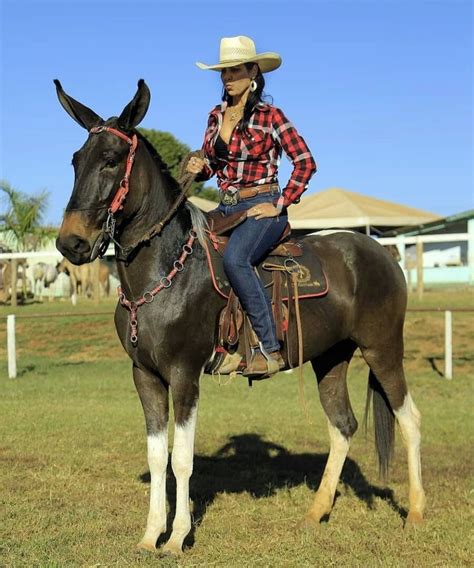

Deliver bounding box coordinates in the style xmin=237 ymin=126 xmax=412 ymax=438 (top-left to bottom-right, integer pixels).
xmin=204 ymin=239 xmax=329 ymax=301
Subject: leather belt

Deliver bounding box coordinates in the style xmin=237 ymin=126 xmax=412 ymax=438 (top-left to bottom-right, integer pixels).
xmin=221 ymin=183 xmax=279 ymax=205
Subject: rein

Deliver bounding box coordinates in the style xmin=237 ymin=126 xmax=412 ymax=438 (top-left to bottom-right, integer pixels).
xmin=89 ymin=125 xmax=197 ymax=259
xmin=89 ymin=125 xmax=200 ymax=344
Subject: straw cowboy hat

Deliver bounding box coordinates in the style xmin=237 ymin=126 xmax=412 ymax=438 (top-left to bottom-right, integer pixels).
xmin=196 ymin=35 xmax=281 ymax=73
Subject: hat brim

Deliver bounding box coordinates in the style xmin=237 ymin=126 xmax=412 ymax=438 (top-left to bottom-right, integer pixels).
xmin=196 ymin=52 xmax=281 ymax=73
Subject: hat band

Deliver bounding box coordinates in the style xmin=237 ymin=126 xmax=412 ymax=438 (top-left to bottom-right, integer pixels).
xmin=220 ymin=57 xmax=252 ymax=64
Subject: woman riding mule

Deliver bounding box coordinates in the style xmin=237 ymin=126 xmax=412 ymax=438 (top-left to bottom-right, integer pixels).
xmin=54 ymin=77 xmax=425 ymax=556
xmin=187 ymin=36 xmax=317 ymax=377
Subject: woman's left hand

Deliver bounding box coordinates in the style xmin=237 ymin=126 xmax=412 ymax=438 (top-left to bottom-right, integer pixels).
xmin=247 ymin=203 xmax=280 ymax=220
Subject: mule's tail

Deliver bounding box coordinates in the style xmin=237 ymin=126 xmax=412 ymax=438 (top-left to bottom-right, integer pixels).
xmin=364 ymin=370 xmax=395 ymax=480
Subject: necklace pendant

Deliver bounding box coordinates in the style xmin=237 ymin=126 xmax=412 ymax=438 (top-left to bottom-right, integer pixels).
xmin=228 ymin=104 xmax=243 ymax=122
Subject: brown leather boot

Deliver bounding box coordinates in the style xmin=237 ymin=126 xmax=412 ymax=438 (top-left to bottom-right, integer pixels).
xmin=243 ymin=349 xmax=285 ymax=377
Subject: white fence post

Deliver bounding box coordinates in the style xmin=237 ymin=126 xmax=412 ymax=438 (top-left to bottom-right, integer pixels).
xmin=444 ymin=310 xmax=453 ymax=380
xmin=7 ymin=315 xmax=17 ymax=379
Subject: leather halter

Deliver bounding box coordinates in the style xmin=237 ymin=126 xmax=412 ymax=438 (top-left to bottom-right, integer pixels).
xmin=90 ymin=126 xmax=138 ymax=215
xmin=89 ymin=126 xmax=138 ymax=256
xmin=89 ymin=125 xmax=191 ymax=259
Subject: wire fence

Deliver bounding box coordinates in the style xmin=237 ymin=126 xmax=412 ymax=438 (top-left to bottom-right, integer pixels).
xmin=2 ymin=306 xmax=473 ymax=380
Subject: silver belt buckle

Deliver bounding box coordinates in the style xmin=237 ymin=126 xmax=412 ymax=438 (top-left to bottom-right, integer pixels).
xmin=222 ymin=191 xmax=239 ymax=206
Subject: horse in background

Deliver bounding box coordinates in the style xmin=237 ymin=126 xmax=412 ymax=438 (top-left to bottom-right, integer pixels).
xmin=57 ymin=258 xmax=110 ymax=303
xmin=0 ymin=259 xmax=29 ymax=304
xmin=32 ymin=262 xmax=58 ymax=300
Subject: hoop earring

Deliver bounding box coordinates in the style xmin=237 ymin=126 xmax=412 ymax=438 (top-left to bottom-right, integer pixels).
xmin=250 ymin=79 xmax=257 ymax=92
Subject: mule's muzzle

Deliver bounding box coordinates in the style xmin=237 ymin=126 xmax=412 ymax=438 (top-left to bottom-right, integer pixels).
xmin=57 ymin=211 xmax=104 ymax=265
xmin=56 ymin=234 xmax=92 ymax=265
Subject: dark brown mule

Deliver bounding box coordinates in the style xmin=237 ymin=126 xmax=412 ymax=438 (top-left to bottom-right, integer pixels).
xmin=55 ymin=80 xmax=425 ymax=555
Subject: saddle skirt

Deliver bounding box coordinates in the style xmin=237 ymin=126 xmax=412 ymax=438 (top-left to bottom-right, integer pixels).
xmin=204 ymin=226 xmax=329 ymax=301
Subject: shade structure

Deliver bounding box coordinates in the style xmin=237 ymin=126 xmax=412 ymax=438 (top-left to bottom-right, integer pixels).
xmin=288 ymin=188 xmax=441 ymax=231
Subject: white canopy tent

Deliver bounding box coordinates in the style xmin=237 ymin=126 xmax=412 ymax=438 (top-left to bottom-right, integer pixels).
xmin=288 ymin=188 xmax=441 ymax=234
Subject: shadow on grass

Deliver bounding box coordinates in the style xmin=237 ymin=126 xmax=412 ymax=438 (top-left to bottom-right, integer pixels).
xmin=52 ymin=361 xmax=88 ymax=367
xmin=139 ymin=433 xmax=407 ymax=549
xmin=17 ymin=364 xmax=36 ymax=376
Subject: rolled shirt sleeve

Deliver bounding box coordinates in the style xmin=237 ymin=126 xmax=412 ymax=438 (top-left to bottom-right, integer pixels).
xmin=271 ymin=107 xmax=317 ymax=210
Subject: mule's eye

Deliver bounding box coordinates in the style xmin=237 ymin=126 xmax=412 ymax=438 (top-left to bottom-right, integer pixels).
xmin=105 ymin=159 xmax=117 ymax=168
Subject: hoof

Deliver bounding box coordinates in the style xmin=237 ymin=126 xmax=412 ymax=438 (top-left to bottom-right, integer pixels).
xmin=405 ymin=511 xmax=424 ymax=529
xmin=161 ymin=542 xmax=183 ymax=557
xmin=296 ymin=515 xmax=319 ymax=531
xmin=136 ymin=540 xmax=156 ymax=553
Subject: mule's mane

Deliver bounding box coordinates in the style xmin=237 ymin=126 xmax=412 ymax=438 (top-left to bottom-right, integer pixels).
xmin=135 ymin=130 xmax=182 ymax=198
xmin=135 ymin=129 xmax=209 ymax=247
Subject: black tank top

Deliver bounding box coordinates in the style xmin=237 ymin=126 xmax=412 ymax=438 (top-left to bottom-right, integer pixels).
xmin=214 ymin=135 xmax=228 ymax=160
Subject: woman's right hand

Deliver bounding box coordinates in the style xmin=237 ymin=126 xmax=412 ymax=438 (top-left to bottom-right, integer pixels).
xmin=186 ymin=156 xmax=207 ymax=175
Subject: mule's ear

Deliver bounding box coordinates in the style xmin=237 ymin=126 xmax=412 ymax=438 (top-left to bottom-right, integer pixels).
xmin=54 ymin=79 xmax=103 ymax=130
xmin=118 ymin=79 xmax=151 ymax=129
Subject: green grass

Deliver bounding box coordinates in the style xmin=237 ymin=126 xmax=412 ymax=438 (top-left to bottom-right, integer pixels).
xmin=407 ymin=285 xmax=473 ymax=310
xmin=0 ymin=290 xmax=473 ymax=567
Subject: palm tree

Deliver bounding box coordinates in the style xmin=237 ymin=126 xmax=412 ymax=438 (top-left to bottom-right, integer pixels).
xmin=0 ymin=180 xmax=55 ymax=303
xmin=0 ymin=180 xmax=54 ymax=252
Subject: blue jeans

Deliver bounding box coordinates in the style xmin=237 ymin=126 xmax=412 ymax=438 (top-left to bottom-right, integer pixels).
xmin=218 ymin=193 xmax=288 ymax=353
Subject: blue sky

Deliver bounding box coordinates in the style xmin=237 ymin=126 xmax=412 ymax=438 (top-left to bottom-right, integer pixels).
xmin=1 ymin=0 xmax=472 ymax=225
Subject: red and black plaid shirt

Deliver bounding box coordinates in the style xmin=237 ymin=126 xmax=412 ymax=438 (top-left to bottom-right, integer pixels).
xmin=199 ymin=101 xmax=317 ymax=208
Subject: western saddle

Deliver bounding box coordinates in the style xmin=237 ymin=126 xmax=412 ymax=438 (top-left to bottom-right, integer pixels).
xmin=204 ymin=209 xmax=306 ymax=382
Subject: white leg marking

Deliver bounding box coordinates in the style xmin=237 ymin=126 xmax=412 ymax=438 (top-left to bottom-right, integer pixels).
xmin=394 ymin=393 xmax=426 ymax=520
xmin=139 ymin=431 xmax=169 ymax=548
xmin=163 ymin=404 xmax=198 ymax=554
xmin=307 ymin=419 xmax=350 ymax=521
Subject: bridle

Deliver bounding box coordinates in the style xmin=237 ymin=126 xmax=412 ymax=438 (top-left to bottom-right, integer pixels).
xmin=90 ymin=125 xmax=138 ymax=215
xmin=88 ymin=125 xmax=137 ymax=257
xmin=89 ymin=125 xmax=193 ymax=259
xmin=88 ymin=125 xmax=199 ymax=344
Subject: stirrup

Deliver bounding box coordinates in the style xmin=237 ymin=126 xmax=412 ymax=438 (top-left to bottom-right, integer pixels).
xmin=243 ymin=344 xmax=283 ymax=378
